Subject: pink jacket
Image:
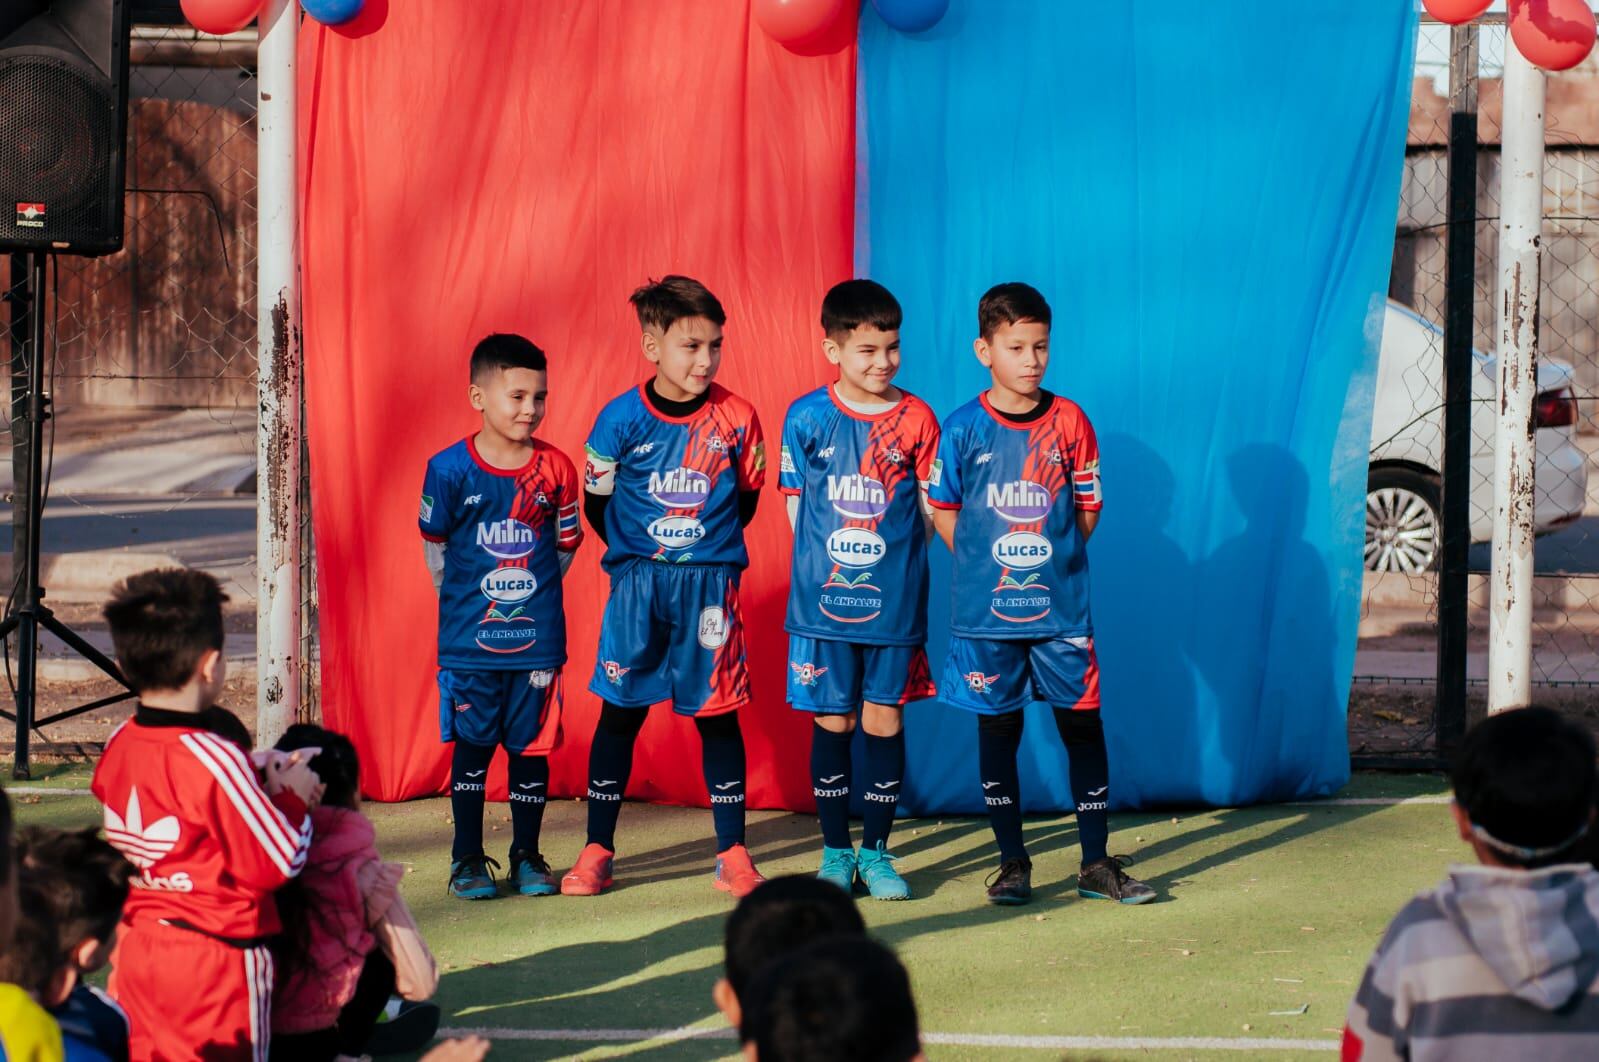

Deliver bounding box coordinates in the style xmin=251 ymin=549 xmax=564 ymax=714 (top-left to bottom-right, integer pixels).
xmin=271 ymin=806 xmax=389 ymax=1034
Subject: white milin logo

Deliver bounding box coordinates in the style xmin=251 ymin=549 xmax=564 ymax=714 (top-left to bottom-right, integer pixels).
xmin=104 ymin=788 xmax=180 ymax=870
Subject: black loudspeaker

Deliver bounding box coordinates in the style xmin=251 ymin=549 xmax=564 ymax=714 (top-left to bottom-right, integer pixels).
xmin=0 ymin=0 xmax=131 ymax=256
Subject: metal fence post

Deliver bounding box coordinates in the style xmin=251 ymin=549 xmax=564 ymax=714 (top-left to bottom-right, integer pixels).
xmin=1489 ymin=44 xmax=1544 ymax=715
xmin=255 ymin=0 xmax=301 ymax=747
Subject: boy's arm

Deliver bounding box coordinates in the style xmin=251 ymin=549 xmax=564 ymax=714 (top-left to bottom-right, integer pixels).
xmin=555 ymin=450 xmax=584 ymax=576
xmin=736 ymin=406 xmax=767 ymax=528
xmin=1077 ymin=511 xmax=1100 ymax=541
xmin=915 ymin=409 xmax=941 ymax=543
xmin=419 ymin=460 xmax=458 ymax=592
xmin=925 ymin=424 xmax=963 ymax=552
xmin=777 ymin=406 xmax=807 ymax=534
xmin=181 ymin=731 xmax=312 ymax=890
xmin=930 ymin=507 xmax=958 ymax=552
xmin=583 ymin=410 xmax=623 ymax=545
xmin=1071 ymin=408 xmax=1103 ymax=544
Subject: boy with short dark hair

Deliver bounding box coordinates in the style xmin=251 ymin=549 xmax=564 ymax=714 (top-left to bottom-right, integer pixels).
xmin=420 ymin=333 xmax=583 ymax=900
xmin=739 ymin=935 xmax=923 ymax=1062
xmin=18 ymin=827 xmax=134 ymax=1061
xmin=927 ymin=283 xmax=1152 ymax=907
xmin=91 ymin=568 xmax=321 ymax=1062
xmin=563 ymin=276 xmax=767 ymax=898
xmin=779 ymin=279 xmax=940 ymax=899
xmin=713 ymin=874 xmax=867 ymax=1035
xmin=1344 ymin=707 xmax=1599 ymax=1061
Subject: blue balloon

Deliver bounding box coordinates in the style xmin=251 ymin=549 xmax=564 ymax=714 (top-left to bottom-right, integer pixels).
xmin=870 ymin=0 xmax=948 ymax=33
xmin=300 ymin=0 xmax=362 ymax=25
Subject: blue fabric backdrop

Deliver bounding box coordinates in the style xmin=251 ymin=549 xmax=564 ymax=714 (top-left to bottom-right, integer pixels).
xmin=858 ymin=0 xmax=1418 ymax=813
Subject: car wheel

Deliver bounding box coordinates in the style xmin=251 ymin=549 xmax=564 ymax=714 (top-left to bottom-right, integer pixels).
xmin=1365 ymin=467 xmax=1441 ymax=574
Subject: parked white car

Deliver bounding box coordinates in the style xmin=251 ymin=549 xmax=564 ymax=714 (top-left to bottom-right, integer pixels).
xmin=1367 ymin=300 xmax=1587 ymax=573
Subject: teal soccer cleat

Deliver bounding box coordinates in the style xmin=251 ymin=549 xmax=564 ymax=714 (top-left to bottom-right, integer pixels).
xmin=447 ymin=854 xmax=501 ymax=900
xmin=507 ymin=850 xmax=559 ymax=897
xmin=856 ymin=843 xmax=910 ymax=901
xmin=817 ymin=845 xmax=858 ymax=893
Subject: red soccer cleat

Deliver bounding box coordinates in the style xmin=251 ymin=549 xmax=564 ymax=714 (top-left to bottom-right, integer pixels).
xmin=560 ymin=843 xmax=615 ymax=896
xmin=713 ymin=844 xmax=766 ymax=898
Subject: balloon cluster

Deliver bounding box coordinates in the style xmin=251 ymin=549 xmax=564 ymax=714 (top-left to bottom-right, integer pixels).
xmin=753 ymin=0 xmax=947 ymax=46
xmin=1424 ymin=0 xmax=1596 ymax=72
xmin=181 ymin=0 xmax=364 ymax=34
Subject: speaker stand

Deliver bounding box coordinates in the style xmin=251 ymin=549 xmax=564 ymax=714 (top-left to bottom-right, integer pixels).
xmin=2 ymin=251 xmax=133 ymax=780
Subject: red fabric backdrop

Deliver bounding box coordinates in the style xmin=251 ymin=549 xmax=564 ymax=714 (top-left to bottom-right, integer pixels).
xmin=298 ymin=2 xmax=856 ymax=803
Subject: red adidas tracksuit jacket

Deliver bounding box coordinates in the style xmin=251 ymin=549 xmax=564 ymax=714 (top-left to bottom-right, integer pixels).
xmin=92 ymin=706 xmax=312 ymax=1062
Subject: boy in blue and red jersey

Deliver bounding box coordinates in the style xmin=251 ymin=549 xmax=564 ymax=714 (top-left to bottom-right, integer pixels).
xmin=420 ymin=333 xmax=583 ymax=901
xmin=562 ymin=276 xmax=768 ymax=899
xmin=927 ymin=283 xmax=1154 ymax=907
xmin=779 ymin=280 xmax=940 ymax=901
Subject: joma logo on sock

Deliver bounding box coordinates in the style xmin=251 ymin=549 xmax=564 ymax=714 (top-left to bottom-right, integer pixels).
xmin=454 ymin=783 xmax=485 ymax=794
xmin=984 ymin=795 xmax=1014 ymax=807
xmin=813 ymin=786 xmax=848 ymax=798
xmin=863 ymin=792 xmax=897 ymax=804
xmin=710 ymin=794 xmax=745 ymax=804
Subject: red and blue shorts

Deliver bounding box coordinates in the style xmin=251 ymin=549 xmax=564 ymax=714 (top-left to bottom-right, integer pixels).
xmin=941 ymin=634 xmax=1100 ymax=715
xmin=786 ymin=635 xmax=936 ymax=714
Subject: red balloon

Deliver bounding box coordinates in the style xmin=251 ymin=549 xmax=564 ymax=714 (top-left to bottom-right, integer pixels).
xmin=753 ymin=0 xmax=847 ymax=45
xmin=1509 ymin=0 xmax=1598 ymax=72
xmin=181 ymin=0 xmax=262 ymax=35
xmin=1422 ymin=0 xmax=1491 ymax=25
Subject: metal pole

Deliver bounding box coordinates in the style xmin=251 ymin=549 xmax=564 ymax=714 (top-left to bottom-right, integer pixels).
xmin=1436 ymin=24 xmax=1477 ymax=751
xmin=255 ymin=0 xmax=301 ymax=747
xmin=1488 ymin=45 xmax=1544 ymax=715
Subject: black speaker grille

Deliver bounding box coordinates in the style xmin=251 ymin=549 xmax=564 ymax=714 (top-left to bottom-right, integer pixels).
xmin=0 ymin=52 xmax=118 ymax=249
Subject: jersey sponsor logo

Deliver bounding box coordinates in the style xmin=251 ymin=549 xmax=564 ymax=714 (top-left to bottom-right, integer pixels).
xmin=986 ymin=480 xmax=1052 ymax=523
xmin=991 ymin=571 xmax=1052 ymax=623
xmin=698 ymin=606 xmax=729 ymax=649
xmin=475 ymin=606 xmax=536 ymax=654
xmin=780 ymin=444 xmax=797 ymax=475
xmin=480 ymin=567 xmax=537 ymax=604
xmin=420 ymin=494 xmax=434 ymax=522
xmin=631 ymin=442 xmax=656 ymax=455
xmin=750 ymin=440 xmax=766 ymax=471
xmin=818 ymin=446 xmax=836 ymax=459
xmin=964 ymin=671 xmax=1001 ymax=694
xmin=477 ymin=518 xmax=537 ymax=560
xmin=819 ymin=569 xmax=883 ymax=624
xmin=789 ymin=661 xmax=829 ymax=687
xmin=647 ymin=515 xmax=706 ymax=550
xmin=991 ymin=530 xmax=1052 ymax=570
xmin=528 ymin=669 xmax=555 ymax=689
xmin=826 ymin=527 xmax=886 ymax=569
xmin=975 ymin=452 xmax=994 ymax=466
xmin=648 ymin=467 xmax=712 ymax=508
xmin=464 ymin=494 xmax=483 ymax=506
xmin=600 ymin=660 xmax=630 ymax=686
xmin=827 ymin=474 xmax=889 ymax=520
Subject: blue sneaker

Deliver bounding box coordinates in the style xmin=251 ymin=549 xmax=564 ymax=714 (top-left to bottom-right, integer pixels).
xmin=447 ymin=854 xmax=500 ymax=900
xmin=817 ymin=845 xmax=858 ymax=893
xmin=856 ymin=843 xmax=910 ymax=901
xmin=1077 ymin=855 xmax=1156 ymax=905
xmin=507 ymin=850 xmax=558 ymax=897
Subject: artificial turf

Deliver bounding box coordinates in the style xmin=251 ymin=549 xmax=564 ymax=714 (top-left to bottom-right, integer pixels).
xmin=12 ymin=771 xmax=1456 ymax=1060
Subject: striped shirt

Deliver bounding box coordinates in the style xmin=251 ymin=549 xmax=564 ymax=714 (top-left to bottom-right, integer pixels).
xmin=1344 ymin=863 xmax=1599 ymax=1061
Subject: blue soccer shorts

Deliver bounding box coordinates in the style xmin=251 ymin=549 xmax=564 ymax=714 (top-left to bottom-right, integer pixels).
xmin=588 ymin=560 xmax=749 ymax=717
xmin=438 ymin=667 xmax=563 ymax=755
xmin=941 ymin=634 xmax=1101 ymax=715
xmin=786 ymin=635 xmax=937 ymax=713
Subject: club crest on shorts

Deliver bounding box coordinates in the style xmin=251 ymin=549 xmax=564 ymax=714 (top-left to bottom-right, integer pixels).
xmin=789 ymin=661 xmax=829 ymax=687
xmin=601 ymin=660 xmax=630 ymax=685
xmin=698 ymin=606 xmax=729 ymax=649
xmin=964 ymin=671 xmax=1001 ymax=694
xmin=528 ymin=670 xmax=555 ymax=689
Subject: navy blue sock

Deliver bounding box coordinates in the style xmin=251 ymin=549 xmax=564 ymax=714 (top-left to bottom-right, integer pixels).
xmin=1055 ymin=708 xmax=1110 ymax=864
xmin=976 ymin=712 xmax=1027 ymax=862
xmin=696 ymin=712 xmax=746 ymax=852
xmin=810 ymin=722 xmax=854 ymax=850
xmin=585 ymin=703 xmax=645 ymax=850
xmin=506 ymin=754 xmax=549 ymax=856
xmin=861 ymin=729 xmax=905 ymax=851
xmin=449 ymin=741 xmax=495 ymax=862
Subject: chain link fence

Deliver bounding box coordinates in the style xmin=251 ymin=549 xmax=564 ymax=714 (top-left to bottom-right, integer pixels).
xmin=1355 ymin=17 xmax=1599 ymax=759
xmin=2 ymin=19 xmax=317 ymax=756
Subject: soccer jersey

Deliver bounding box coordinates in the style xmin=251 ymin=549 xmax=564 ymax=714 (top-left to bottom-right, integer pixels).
xmin=584 ymin=383 xmax=765 ymax=570
xmin=926 ymin=391 xmax=1102 ymax=639
xmin=419 ymin=436 xmax=581 ymax=670
xmin=779 ymin=385 xmax=939 ymax=645
xmin=91 ymin=707 xmax=313 ymax=940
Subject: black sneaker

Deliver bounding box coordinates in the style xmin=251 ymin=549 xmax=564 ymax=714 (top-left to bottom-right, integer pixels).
xmin=984 ymin=857 xmax=1033 ymax=906
xmin=1078 ymin=855 xmax=1156 ymax=905
xmin=365 ymin=998 xmax=442 ymax=1055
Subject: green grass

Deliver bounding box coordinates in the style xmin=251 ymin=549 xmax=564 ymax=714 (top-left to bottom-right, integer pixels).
xmin=10 ymin=772 xmax=1455 ymax=1060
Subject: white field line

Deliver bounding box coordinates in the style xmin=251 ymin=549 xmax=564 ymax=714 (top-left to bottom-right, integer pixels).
xmin=440 ymin=1026 xmax=1338 ymax=1051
